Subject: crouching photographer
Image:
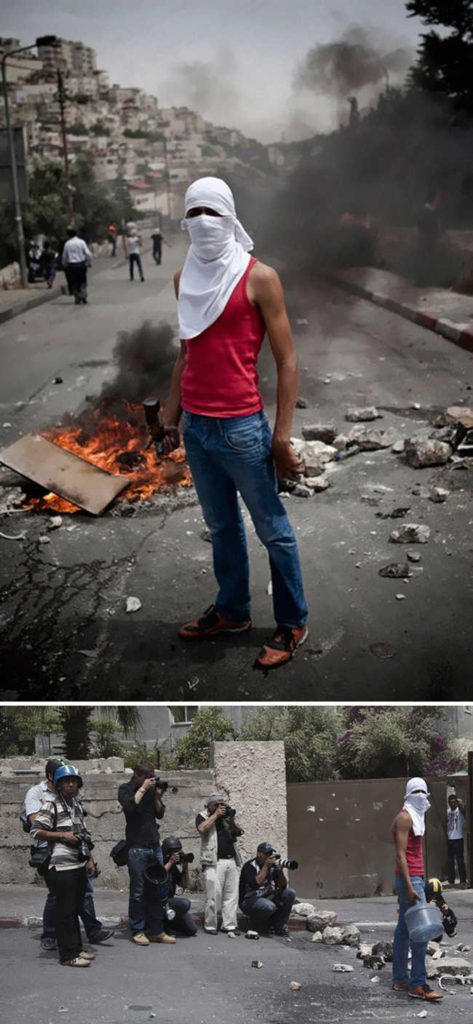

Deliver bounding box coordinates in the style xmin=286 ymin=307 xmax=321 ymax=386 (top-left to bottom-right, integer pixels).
xmin=239 ymin=842 xmax=297 ymax=936
xmin=161 ymin=837 xmax=197 ymax=937
xmin=30 ymin=765 xmax=97 ymax=968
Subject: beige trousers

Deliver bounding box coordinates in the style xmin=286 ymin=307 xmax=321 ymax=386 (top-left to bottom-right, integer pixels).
xmin=203 ymin=859 xmax=239 ymax=931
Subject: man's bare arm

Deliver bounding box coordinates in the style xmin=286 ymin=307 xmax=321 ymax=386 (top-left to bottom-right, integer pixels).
xmin=248 ymin=262 xmax=302 ymax=481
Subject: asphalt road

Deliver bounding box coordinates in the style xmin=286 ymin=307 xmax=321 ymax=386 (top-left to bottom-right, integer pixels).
xmin=3 ymin=890 xmax=473 ymax=1024
xmin=0 ymin=244 xmax=472 ymax=699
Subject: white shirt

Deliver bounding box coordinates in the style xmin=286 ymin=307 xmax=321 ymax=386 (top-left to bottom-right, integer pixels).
xmin=126 ymin=235 xmax=141 ymax=255
xmin=24 ymin=779 xmax=52 ymax=818
xmin=62 ymin=236 xmax=91 ymax=265
xmin=447 ymin=806 xmax=464 ymax=840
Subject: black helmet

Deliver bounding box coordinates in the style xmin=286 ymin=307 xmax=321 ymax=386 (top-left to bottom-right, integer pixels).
xmin=161 ymin=836 xmax=182 ymax=860
xmin=45 ymin=758 xmax=65 ymax=779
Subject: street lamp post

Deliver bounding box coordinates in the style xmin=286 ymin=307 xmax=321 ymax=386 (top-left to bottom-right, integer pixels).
xmin=1 ymin=35 xmax=57 ymax=287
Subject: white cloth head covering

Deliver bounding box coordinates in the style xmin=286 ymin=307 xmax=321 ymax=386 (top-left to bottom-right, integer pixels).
xmin=178 ymin=176 xmax=254 ymax=340
xmin=403 ymin=777 xmax=430 ymax=836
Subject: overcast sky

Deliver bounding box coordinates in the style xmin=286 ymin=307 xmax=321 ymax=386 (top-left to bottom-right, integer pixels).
xmin=2 ymin=0 xmax=424 ymax=141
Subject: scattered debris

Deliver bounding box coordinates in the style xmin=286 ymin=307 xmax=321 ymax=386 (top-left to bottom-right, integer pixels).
xmin=295 ymin=396 xmax=308 ymax=409
xmin=289 ymin=981 xmax=301 ymax=990
xmin=345 ymin=406 xmax=382 ymax=422
xmin=245 ymin=930 xmax=259 ymax=940
xmin=333 ymin=964 xmax=354 ymax=972
xmin=370 ymin=976 xmax=380 ymax=984
xmin=302 ymin=423 xmax=337 ymax=444
xmin=251 ymin=960 xmax=264 ymax=969
xmin=369 ymin=642 xmax=397 ymax=659
xmin=295 ymin=318 xmax=309 ymax=326
xmin=306 ymin=910 xmax=338 ymax=932
xmin=429 ymin=486 xmax=450 ymax=503
xmin=445 ymin=405 xmax=473 ymax=430
xmin=378 ymin=563 xmax=411 ymax=579
xmin=404 ymin=437 xmax=452 ymax=468
xmin=372 ymin=941 xmax=393 ymax=962
xmin=362 ymin=955 xmax=385 ymax=970
xmin=125 ymin=596 xmax=142 ymax=613
xmin=52 ymin=376 xmax=63 ymax=384
xmin=375 ymin=507 xmax=410 ymax=519
xmin=321 ymin=926 xmax=344 ymax=945
xmin=458 ymin=944 xmax=471 ymax=953
xmin=341 ymin=924 xmax=361 ymax=947
xmin=293 ymin=902 xmax=318 ymax=917
xmin=390 ymin=523 xmax=430 ymax=544
xmin=395 ymin=593 xmax=407 ymax=600
xmin=311 ymin=931 xmax=323 ymax=943
xmin=391 ymin=438 xmax=405 ymax=454
xmin=335 ymin=444 xmax=361 ymax=461
xmin=406 ymin=550 xmax=422 ymax=563
xmin=347 ymin=427 xmax=395 ymax=450
xmin=417 ymin=1011 xmax=428 ymax=1018
xmin=0 ymin=529 xmax=26 ymax=541
xmin=38 ymin=534 xmax=51 ymax=544
xmin=47 ymin=515 xmax=63 ymax=530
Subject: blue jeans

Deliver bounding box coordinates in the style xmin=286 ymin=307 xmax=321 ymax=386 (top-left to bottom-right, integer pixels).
xmin=183 ymin=411 xmax=308 ymax=627
xmin=42 ymin=872 xmax=102 ymax=940
xmin=393 ymin=875 xmax=427 ymax=989
xmin=128 ymin=847 xmax=164 ymax=936
xmin=129 ymin=253 xmax=144 ymax=280
xmin=241 ymin=886 xmax=296 ymax=931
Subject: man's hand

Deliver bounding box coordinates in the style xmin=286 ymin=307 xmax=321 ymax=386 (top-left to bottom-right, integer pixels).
xmin=215 ymin=804 xmax=227 ymax=818
xmin=63 ymin=833 xmax=80 ymax=845
xmin=272 ymin=438 xmax=302 ymax=483
xmin=141 ymin=777 xmax=156 ymax=792
xmin=407 ymin=885 xmax=421 ymax=903
xmin=87 ymin=857 xmax=95 ymax=877
xmin=161 ymin=426 xmax=180 ymax=455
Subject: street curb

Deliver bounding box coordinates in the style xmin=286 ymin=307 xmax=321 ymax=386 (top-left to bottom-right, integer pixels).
xmin=0 ymin=912 xmax=308 ymax=932
xmin=0 ymin=285 xmax=63 ymax=325
xmin=329 ymin=274 xmax=473 ymax=354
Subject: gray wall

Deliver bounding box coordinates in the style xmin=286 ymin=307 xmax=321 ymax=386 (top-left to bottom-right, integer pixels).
xmin=287 ymin=776 xmax=469 ymax=899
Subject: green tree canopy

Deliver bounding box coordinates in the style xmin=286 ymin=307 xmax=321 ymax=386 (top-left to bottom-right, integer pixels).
xmin=241 ymin=706 xmax=340 ymax=781
xmin=407 ymin=0 xmax=473 ymax=114
xmin=171 ymin=708 xmax=238 ymax=769
xmin=338 ymin=707 xmax=465 ymax=779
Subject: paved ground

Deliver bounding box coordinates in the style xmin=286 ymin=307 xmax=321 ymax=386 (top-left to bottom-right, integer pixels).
xmin=0 ymin=245 xmax=472 ymax=699
xmin=2 ymin=889 xmax=473 ymax=1024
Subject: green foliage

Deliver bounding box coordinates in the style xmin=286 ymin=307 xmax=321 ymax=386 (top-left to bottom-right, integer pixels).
xmin=124 ymin=742 xmax=158 ymax=771
xmin=172 ymin=708 xmax=238 ymax=769
xmin=0 ymin=707 xmax=61 ymax=756
xmin=241 ymin=706 xmax=339 ymax=781
xmin=89 ymin=719 xmax=125 ymax=759
xmin=90 ymin=120 xmax=110 ymax=136
xmin=406 ymin=0 xmax=473 ymax=114
xmin=338 ymin=707 xmax=465 ymax=779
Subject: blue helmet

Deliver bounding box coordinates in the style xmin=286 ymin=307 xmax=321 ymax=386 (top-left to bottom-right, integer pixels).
xmin=53 ymin=764 xmax=83 ymax=789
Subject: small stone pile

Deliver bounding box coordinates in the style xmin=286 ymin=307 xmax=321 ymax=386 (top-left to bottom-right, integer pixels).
xmin=292 ymin=902 xmax=361 ymax=946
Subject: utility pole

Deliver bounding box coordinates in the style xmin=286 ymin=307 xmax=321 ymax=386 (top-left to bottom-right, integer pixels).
xmin=56 ymin=66 xmax=73 ymax=219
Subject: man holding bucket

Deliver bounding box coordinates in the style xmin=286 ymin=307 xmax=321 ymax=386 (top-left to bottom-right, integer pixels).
xmin=391 ymin=778 xmax=443 ymax=1002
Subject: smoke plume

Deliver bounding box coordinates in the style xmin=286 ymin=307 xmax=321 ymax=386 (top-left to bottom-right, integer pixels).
xmin=295 ymin=27 xmax=410 ymax=100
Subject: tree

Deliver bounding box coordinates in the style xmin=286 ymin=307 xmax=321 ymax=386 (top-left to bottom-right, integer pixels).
xmin=58 ymin=707 xmax=142 ymax=760
xmin=338 ymin=707 xmax=465 ymax=779
xmin=406 ymin=0 xmax=473 ymax=114
xmin=0 ymin=707 xmax=61 ymax=756
xmin=241 ymin=706 xmax=340 ymax=781
xmin=171 ymin=708 xmax=238 ymax=769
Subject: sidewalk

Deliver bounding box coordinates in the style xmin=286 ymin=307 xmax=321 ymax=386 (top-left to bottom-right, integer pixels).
xmin=330 ymin=266 xmax=473 ymax=353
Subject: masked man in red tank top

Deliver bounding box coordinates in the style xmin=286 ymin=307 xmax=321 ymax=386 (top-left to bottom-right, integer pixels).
xmin=391 ymin=778 xmax=442 ymax=1002
xmin=162 ymin=177 xmax=308 ymax=670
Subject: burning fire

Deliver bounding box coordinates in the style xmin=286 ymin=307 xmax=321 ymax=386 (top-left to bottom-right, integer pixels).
xmin=26 ymin=399 xmax=192 ymax=513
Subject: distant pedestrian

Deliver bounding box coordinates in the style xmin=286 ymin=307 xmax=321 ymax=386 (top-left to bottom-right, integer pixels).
xmin=41 ymin=239 xmax=57 ymax=288
xmin=150 ymin=226 xmax=168 ymax=265
xmin=447 ymin=793 xmax=467 ymax=886
xmin=108 ymin=223 xmax=117 ymax=256
xmin=127 ymin=230 xmax=145 ymax=282
xmin=62 ymin=228 xmax=91 ymax=305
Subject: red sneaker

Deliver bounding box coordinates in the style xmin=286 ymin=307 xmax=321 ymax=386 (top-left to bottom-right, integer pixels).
xmin=179 ymin=604 xmax=251 ymax=640
xmin=392 ymin=982 xmax=409 ymax=992
xmin=254 ymin=624 xmax=308 ymax=670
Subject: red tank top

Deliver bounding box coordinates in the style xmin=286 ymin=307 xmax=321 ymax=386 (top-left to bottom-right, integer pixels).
xmin=181 ymin=257 xmax=265 ymax=417
xmin=393 ymin=808 xmax=424 ymax=876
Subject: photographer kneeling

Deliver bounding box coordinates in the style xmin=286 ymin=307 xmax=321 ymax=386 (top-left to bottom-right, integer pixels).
xmin=30 ymin=765 xmax=96 ymax=967
xmin=239 ymin=842 xmax=296 ymax=937
xmin=161 ymin=837 xmax=197 ymax=937
xmin=196 ymin=793 xmax=243 ymax=935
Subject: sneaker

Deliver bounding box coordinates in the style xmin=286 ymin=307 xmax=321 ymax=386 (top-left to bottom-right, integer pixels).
xmin=179 ymin=604 xmax=251 ymax=640
xmin=62 ymin=957 xmax=90 ymax=967
xmin=273 ymin=924 xmax=290 ymax=937
xmin=392 ymin=982 xmax=409 ymax=991
xmin=408 ymin=984 xmax=443 ymax=1001
xmin=41 ymin=937 xmax=57 ymax=951
xmin=132 ymin=933 xmax=150 ymax=946
xmin=221 ymin=928 xmax=241 ymax=937
xmin=147 ymin=933 xmax=176 ymax=944
xmin=254 ymin=624 xmax=309 ymax=670
xmin=89 ymin=929 xmax=114 ymax=943
xmin=204 ymin=927 xmax=218 ymax=935
xmin=77 ymin=951 xmax=95 ymax=960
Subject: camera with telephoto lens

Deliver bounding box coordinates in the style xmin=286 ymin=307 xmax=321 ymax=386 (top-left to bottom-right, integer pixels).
xmin=224 ymin=805 xmax=236 ymax=817
xmin=272 ymin=853 xmax=299 ymax=870
xmin=74 ymin=827 xmax=95 ymax=861
xmin=179 ymin=852 xmax=194 ymax=864
xmin=153 ymin=773 xmax=169 ymax=791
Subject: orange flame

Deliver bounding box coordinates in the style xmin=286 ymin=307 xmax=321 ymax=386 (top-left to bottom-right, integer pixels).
xmin=25 ymin=400 xmax=192 ymax=513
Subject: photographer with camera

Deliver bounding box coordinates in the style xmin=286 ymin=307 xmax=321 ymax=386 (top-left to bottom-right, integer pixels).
xmin=161 ymin=837 xmax=198 ymax=937
xmin=239 ymin=842 xmax=296 ymax=936
xmin=118 ymin=762 xmax=176 ymax=947
xmin=23 ymin=758 xmax=112 ymax=952
xmin=196 ymin=793 xmax=243 ymax=936
xmin=30 ymin=765 xmax=98 ymax=967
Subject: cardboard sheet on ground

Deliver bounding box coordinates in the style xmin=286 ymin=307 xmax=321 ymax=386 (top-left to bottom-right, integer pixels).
xmin=0 ymin=433 xmax=130 ymax=514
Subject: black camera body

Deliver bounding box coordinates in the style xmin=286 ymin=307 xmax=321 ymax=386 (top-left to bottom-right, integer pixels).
xmin=224 ymin=805 xmax=236 ymax=817
xmin=179 ymin=852 xmax=194 ymax=864
xmin=153 ymin=774 xmax=169 ymax=791
xmin=74 ymin=827 xmax=94 ymax=861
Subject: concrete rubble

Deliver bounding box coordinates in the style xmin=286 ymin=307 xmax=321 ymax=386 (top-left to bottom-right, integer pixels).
xmin=345 ymin=406 xmax=382 ymax=422
xmin=405 ymin=437 xmax=453 ymax=468
xmin=390 ymin=523 xmax=431 ymax=544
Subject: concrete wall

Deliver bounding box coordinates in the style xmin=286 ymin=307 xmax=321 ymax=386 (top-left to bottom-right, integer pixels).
xmin=0 ymin=741 xmax=287 ymax=888
xmin=213 ymin=740 xmax=288 ymax=864
xmin=287 ymin=776 xmax=469 ymax=899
